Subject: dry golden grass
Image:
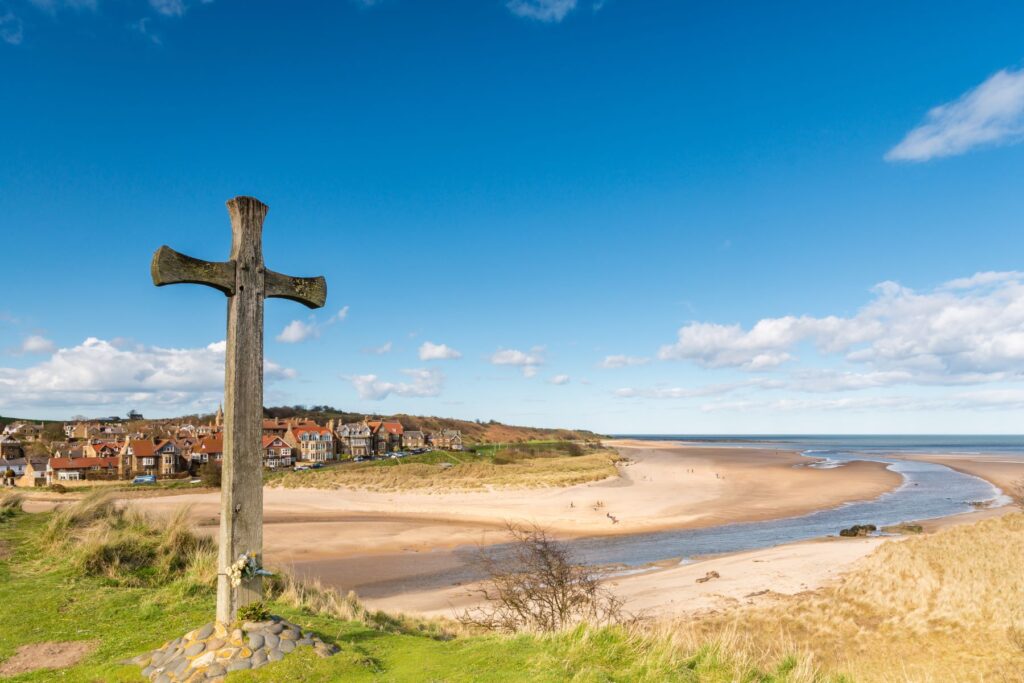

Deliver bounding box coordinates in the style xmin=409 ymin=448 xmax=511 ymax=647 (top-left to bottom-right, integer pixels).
xmin=272 ymin=452 xmax=621 ymax=492
xmin=669 ymin=512 xmax=1024 ymax=682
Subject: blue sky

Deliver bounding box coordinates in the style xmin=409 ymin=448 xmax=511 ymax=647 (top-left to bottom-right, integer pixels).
xmin=3 ymin=0 xmax=1024 ymax=433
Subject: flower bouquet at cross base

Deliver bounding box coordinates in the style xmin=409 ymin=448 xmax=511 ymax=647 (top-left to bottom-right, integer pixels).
xmin=227 ymin=551 xmax=273 ymax=588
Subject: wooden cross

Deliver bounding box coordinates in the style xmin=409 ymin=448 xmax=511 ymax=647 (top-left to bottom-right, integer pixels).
xmin=150 ymin=196 xmax=326 ymax=624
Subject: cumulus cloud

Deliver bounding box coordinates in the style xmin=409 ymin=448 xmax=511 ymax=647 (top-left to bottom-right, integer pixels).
xmin=18 ymin=335 xmax=55 ymax=355
xmin=548 ymin=374 xmax=570 ymax=385
xmin=490 ymin=347 xmax=544 ymax=377
xmin=0 ymin=337 xmax=294 ymax=410
xmin=350 ymin=368 xmax=443 ymax=401
xmin=506 ymin=0 xmax=576 ymax=22
xmin=659 ymin=271 xmax=1024 ymax=387
xmin=599 ymin=354 xmax=650 ymax=369
xmin=419 ymin=341 xmax=462 ymax=361
xmin=886 ymin=68 xmax=1024 ymax=162
xmin=276 ymin=305 xmax=349 ymax=344
xmin=276 ymin=319 xmax=316 ymax=344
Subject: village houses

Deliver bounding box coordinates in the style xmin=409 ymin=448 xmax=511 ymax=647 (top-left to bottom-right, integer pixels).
xmin=2 ymin=411 xmax=463 ymax=486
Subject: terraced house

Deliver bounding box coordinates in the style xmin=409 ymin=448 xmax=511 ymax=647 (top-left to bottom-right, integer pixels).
xmin=335 ymin=422 xmax=372 ymax=458
xmin=286 ymin=423 xmax=336 ymax=462
xmin=368 ymin=420 xmax=404 ymax=455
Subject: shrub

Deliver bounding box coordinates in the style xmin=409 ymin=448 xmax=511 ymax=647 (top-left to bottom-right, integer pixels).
xmin=0 ymin=492 xmax=23 ymax=521
xmin=458 ymin=524 xmax=624 ymax=633
xmin=199 ymin=463 xmax=221 ymax=488
xmin=40 ymin=491 xmax=216 ymax=587
xmin=237 ymin=600 xmax=271 ymax=622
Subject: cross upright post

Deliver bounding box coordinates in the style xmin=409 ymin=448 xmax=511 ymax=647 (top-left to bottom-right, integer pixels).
xmin=151 ymin=196 xmax=326 ymax=624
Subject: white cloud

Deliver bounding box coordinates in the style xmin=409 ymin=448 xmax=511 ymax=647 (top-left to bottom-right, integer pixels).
xmin=350 ymin=368 xmax=443 ymax=401
xmin=149 ymin=0 xmax=185 ymax=16
xmin=490 ymin=347 xmax=544 ymax=377
xmin=548 ymin=374 xmax=570 ymax=385
xmin=0 ymin=10 xmax=23 ymax=44
xmin=18 ymin=335 xmax=55 ymax=355
xmin=506 ymin=0 xmax=576 ymax=22
xmin=419 ymin=341 xmax=462 ymax=361
xmin=276 ymin=305 xmax=349 ymax=344
xmin=599 ymin=354 xmax=650 ymax=369
xmin=615 ymin=381 xmax=762 ymax=400
xmin=0 ymin=337 xmax=294 ymax=410
xmin=130 ymin=16 xmax=161 ymax=44
xmin=659 ymin=271 xmax=1024 ymax=387
xmin=366 ymin=341 xmax=392 ymax=355
xmin=886 ymin=68 xmax=1024 ymax=162
xmin=276 ymin=319 xmax=316 ymax=344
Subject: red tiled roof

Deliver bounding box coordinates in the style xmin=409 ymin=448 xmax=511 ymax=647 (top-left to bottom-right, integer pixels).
xmin=129 ymin=439 xmax=157 ymax=456
xmin=195 ymin=434 xmax=224 ymax=454
xmin=290 ymin=425 xmax=331 ymax=436
xmin=50 ymin=456 xmax=119 ymax=470
xmin=381 ymin=421 xmax=404 ymax=435
xmin=262 ymin=436 xmax=288 ymax=448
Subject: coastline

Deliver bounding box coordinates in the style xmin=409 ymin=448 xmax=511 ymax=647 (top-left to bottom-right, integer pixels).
xmin=130 ymin=439 xmax=903 ymax=557
xmin=116 ymin=439 xmax=907 ymax=619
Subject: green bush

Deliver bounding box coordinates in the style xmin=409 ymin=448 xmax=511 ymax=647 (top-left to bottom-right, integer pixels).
xmin=199 ymin=463 xmax=221 ymax=488
xmin=237 ymin=600 xmax=271 ymax=622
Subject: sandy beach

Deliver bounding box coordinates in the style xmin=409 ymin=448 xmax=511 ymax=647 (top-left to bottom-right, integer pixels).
xmin=359 ymin=534 xmax=893 ymax=620
xmin=115 ymin=440 xmax=908 ymax=618
xmin=132 ymin=440 xmax=901 ymax=557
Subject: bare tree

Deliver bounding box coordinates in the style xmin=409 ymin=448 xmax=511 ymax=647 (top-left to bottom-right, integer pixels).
xmin=458 ymin=523 xmax=624 ymax=633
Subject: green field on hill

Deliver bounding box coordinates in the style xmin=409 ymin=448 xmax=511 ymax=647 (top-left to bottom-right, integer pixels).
xmin=0 ymin=493 xmax=815 ymax=682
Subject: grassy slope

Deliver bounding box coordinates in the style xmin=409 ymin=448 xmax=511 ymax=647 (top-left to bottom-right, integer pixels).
xmin=683 ymin=512 xmax=1024 ymax=682
xmin=269 ymin=443 xmax=621 ymax=492
xmin=0 ymin=505 xmax=819 ymax=683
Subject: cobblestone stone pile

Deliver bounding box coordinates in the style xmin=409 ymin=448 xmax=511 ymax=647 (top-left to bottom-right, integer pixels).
xmin=130 ymin=616 xmax=338 ymax=682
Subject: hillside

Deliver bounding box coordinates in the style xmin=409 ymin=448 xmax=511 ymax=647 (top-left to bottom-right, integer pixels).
xmin=0 ymin=408 xmax=602 ymax=447
xmin=260 ymin=406 xmax=603 ymax=446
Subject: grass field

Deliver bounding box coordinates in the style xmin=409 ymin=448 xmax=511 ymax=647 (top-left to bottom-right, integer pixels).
xmin=269 ymin=442 xmax=622 ymax=492
xmin=0 ymin=492 xmax=822 ymax=682
xmin=681 ymin=512 xmax=1024 ymax=682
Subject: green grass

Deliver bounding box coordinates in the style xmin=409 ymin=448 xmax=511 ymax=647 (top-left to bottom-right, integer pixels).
xmin=0 ymin=498 xmax=830 ymax=682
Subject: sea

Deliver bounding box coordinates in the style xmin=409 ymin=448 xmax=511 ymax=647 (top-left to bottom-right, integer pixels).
xmin=554 ymin=434 xmax=1020 ymax=568
xmin=314 ymin=435 xmax=1024 ymax=598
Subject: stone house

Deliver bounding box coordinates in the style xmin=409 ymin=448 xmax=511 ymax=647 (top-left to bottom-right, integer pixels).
xmin=285 ymin=423 xmax=335 ymax=462
xmin=16 ymin=459 xmax=47 ymax=487
xmin=0 ymin=435 xmax=23 ymax=459
xmin=190 ymin=434 xmax=224 ymax=470
xmin=46 ymin=456 xmax=120 ymax=484
xmin=336 ymin=422 xmax=372 ymax=457
xmin=83 ymin=441 xmax=121 ymax=459
xmin=402 ymin=431 xmax=426 ymax=450
xmin=431 ymin=429 xmax=464 ymax=451
xmin=368 ymin=420 xmax=404 ymax=454
xmin=262 ymin=436 xmax=293 ymax=468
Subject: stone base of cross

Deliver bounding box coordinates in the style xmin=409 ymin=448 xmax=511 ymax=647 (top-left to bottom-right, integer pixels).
xmin=151 ymin=196 xmax=326 ymax=624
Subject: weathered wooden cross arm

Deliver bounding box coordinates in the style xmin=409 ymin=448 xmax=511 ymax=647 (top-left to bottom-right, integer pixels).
xmin=151 ymin=248 xmax=326 ymax=308
xmin=150 ymin=196 xmax=326 ymax=625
